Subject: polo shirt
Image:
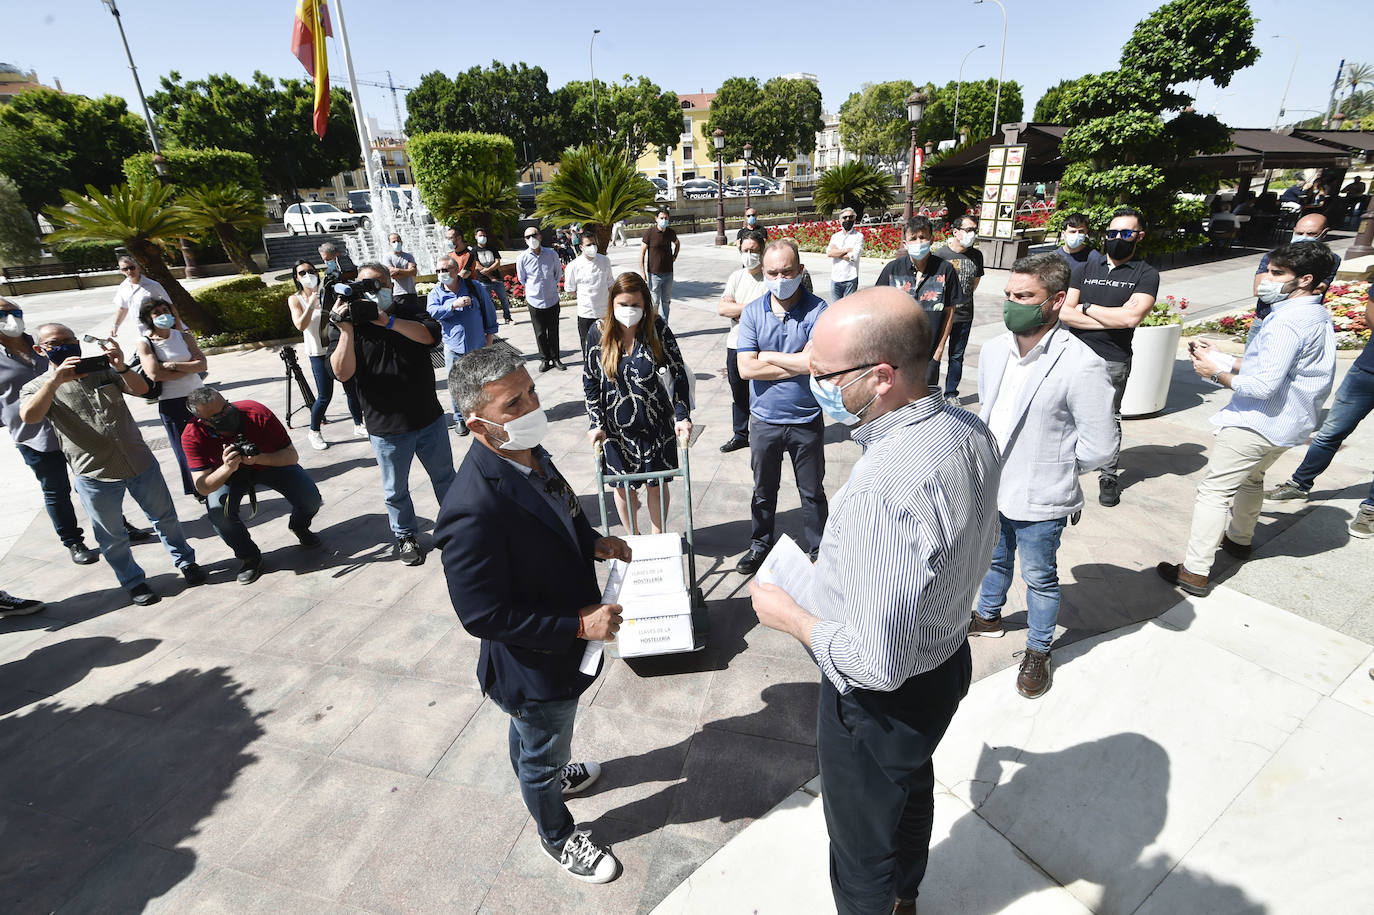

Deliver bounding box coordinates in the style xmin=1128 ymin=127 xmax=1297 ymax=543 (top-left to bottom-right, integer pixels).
xmin=1069 ymin=251 xmax=1160 ymax=362
xmin=182 ymin=400 xmax=292 ymax=471
xmin=327 ymin=299 xmax=444 ymax=437
xmin=427 ymin=280 xmax=497 ymax=355
xmin=736 ymin=289 xmax=827 ymax=424
xmin=641 ymin=225 xmax=678 ymax=275
xmin=1057 ymin=246 xmax=1091 ymax=269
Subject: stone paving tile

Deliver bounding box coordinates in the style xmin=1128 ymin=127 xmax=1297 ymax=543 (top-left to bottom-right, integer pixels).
xmin=332 ymin=676 xmax=483 ymax=777
xmin=259 ymin=664 xmax=398 ymax=753
xmin=428 ymin=697 xmax=521 ymax=796
xmin=0 ymin=801 xmax=123 ymax=913
xmin=147 ymin=863 xmax=373 ymax=914
xmin=410 ymin=622 xmax=482 ymax=686
xmin=255 ymin=599 xmax=390 ymax=665
xmin=53 ymin=838 xmax=200 ymax=914
xmin=698 ymin=651 xmax=820 ymax=746
xmin=327 ymin=601 xmax=455 ymax=677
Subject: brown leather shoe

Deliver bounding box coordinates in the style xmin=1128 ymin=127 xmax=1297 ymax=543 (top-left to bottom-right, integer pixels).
xmin=1156 ymin=562 xmax=1209 ymax=596
xmin=1220 ymin=535 xmax=1252 ymax=560
xmin=893 ymin=899 xmax=916 ymax=915
xmin=1016 ymin=648 xmax=1052 ymax=699
xmin=968 ymin=612 xmax=1004 ymax=638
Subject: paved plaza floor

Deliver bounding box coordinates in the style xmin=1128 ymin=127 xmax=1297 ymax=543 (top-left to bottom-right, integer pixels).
xmin=1 ymin=236 xmax=1370 ymax=912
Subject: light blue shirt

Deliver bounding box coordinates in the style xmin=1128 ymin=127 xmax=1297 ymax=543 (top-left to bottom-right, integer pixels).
xmin=516 ymin=247 xmax=563 ymax=310
xmin=427 ymin=281 xmax=497 ymax=355
xmin=735 ymin=289 xmax=827 ymax=424
xmin=1213 ymin=293 xmax=1335 ymax=448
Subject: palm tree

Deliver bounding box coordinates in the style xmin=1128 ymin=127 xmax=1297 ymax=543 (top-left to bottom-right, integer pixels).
xmin=430 ymin=172 xmax=520 ymax=239
xmin=814 ymin=161 xmax=895 ymax=220
xmin=534 ymin=146 xmax=657 ymax=251
xmin=178 ymin=183 xmax=267 ymax=275
xmin=43 ymin=180 xmax=211 ymax=329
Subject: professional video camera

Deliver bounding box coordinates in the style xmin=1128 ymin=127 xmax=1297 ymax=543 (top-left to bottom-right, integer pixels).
xmin=327 ymin=277 xmax=382 ymax=325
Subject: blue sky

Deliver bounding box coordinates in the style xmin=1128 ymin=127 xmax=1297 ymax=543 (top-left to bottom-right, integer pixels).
xmin=4 ymin=0 xmax=1367 ymax=136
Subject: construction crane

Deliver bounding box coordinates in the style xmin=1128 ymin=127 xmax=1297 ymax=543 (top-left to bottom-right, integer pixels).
xmin=329 ymin=70 xmax=411 ymax=136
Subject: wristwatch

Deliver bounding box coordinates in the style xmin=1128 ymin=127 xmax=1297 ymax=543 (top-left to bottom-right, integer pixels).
xmin=1209 ymin=370 xmax=1223 ymax=385
xmin=1079 ymin=303 xmax=1093 ymax=314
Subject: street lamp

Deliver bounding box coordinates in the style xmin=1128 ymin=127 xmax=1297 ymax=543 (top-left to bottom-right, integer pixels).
xmin=974 ymin=0 xmax=1007 ymax=139
xmin=713 ymin=129 xmax=728 ymax=246
xmin=1273 ymin=34 xmax=1299 ymax=130
xmin=953 ymin=43 xmax=985 ymax=142
xmin=590 ymin=29 xmax=601 ymax=147
xmin=102 ymin=0 xmax=198 ymax=277
xmin=743 ymin=143 xmax=753 ymax=212
xmin=903 ymin=89 xmax=928 ymax=221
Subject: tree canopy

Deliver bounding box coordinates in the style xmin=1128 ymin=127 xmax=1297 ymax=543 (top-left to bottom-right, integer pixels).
xmin=147 ymin=71 xmax=361 ymax=197
xmin=838 ymin=81 xmax=917 ymax=173
xmin=0 ymin=89 xmax=150 ymax=215
xmin=919 ymin=79 xmax=1024 ymax=146
xmin=555 ymin=77 xmax=683 ymax=162
xmin=1033 ymin=78 xmax=1081 ymax=123
xmin=703 ymin=76 xmax=824 ymax=177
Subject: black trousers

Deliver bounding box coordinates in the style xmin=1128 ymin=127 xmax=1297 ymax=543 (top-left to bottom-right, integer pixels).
xmin=724 ymin=347 xmax=750 ymax=438
xmin=577 ymin=315 xmax=597 ymax=365
xmin=819 ymin=642 xmax=972 ymax=914
xmin=529 ymin=306 xmax=561 ymax=363
xmin=748 ymin=415 xmax=827 ymax=554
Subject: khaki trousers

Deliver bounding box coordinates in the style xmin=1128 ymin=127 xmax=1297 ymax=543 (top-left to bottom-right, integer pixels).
xmin=1184 ymin=426 xmax=1290 ymax=577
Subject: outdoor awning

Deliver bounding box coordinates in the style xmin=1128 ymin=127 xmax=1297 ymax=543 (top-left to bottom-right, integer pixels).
xmin=923 ymin=122 xmax=1353 ymax=187
xmin=1289 ymin=129 xmax=1374 ymax=155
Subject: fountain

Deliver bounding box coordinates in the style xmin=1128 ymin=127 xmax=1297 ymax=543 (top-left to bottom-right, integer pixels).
xmin=342 ymin=147 xmax=447 ymax=276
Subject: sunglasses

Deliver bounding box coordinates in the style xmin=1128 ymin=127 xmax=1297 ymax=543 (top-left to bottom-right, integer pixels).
xmin=524 ymin=234 xmax=539 ymax=240
xmin=120 ymin=266 xmax=138 ymax=273
xmin=1104 ymin=229 xmax=1140 ymax=239
xmin=2 ymin=308 xmax=21 ymax=318
xmin=296 ymin=269 xmax=316 ymax=276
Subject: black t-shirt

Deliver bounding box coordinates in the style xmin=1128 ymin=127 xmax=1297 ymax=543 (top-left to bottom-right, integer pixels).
xmin=936 ymin=244 xmax=984 ymax=321
xmin=1069 ymin=251 xmax=1161 ymax=362
xmin=1057 ymin=246 xmax=1092 ymax=269
xmin=327 ymin=298 xmax=443 ymax=436
xmin=472 ymin=244 xmax=500 ymax=279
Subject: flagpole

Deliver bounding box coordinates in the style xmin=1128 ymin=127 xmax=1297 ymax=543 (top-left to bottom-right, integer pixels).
xmin=327 ymin=0 xmax=379 ymax=223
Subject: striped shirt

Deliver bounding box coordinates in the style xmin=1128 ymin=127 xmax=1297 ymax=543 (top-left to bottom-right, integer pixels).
xmin=1213 ymin=293 xmax=1335 ymax=448
xmin=809 ymin=393 xmax=1001 ymax=694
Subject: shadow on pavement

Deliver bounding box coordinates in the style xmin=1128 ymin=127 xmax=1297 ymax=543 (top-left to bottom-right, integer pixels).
xmin=0 ymin=636 xmax=159 ymax=716
xmin=1119 ymin=440 xmax=1209 ymax=489
xmin=0 ymin=664 xmax=265 ymax=912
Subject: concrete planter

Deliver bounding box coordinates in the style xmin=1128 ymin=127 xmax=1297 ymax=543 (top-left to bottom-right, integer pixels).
xmin=1122 ymin=322 xmax=1184 ymax=417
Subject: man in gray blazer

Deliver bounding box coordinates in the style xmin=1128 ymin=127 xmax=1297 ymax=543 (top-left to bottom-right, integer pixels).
xmin=968 ymin=253 xmax=1118 ymax=699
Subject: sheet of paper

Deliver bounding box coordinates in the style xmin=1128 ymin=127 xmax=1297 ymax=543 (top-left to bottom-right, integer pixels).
xmin=618 ymin=613 xmax=696 ymax=657
xmin=622 ymin=532 xmax=683 ymax=561
xmin=755 ymin=534 xmax=815 ymax=610
xmin=580 ymin=557 xmax=627 ymax=676
xmin=618 ymin=555 xmax=686 ymax=602
xmin=1206 ymin=350 xmax=1235 ymax=374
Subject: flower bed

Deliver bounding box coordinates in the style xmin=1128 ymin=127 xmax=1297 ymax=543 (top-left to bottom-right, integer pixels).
xmin=771 ymin=218 xmax=952 ymax=261
xmin=1182 ymin=281 xmax=1370 ymax=350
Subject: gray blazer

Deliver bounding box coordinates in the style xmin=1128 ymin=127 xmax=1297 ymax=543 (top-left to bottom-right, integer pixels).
xmin=978 ymin=324 xmax=1119 ymax=521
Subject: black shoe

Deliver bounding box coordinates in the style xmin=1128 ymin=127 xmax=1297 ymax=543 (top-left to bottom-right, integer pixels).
xmin=397 ymin=536 xmax=425 ymax=566
xmin=68 ymin=541 xmax=99 ymax=565
xmin=236 ymin=556 xmax=263 ymax=585
xmin=456 ymin=422 xmax=471 ymax=437
xmin=1098 ymin=475 xmax=1121 ymax=507
xmin=0 ymin=589 xmax=44 ymax=617
xmin=1219 ymin=535 xmax=1252 ymax=561
xmin=181 ymin=562 xmax=207 ymax=586
xmin=538 ymin=361 xmax=553 ymax=373
xmin=129 ymin=583 xmax=159 ymax=606
xmin=124 ymin=523 xmax=156 ymax=543
xmin=293 ymin=527 xmax=322 ymax=548
xmin=719 ymin=435 xmax=749 ymax=454
xmin=555 ymin=360 xmax=568 ymax=371
xmin=735 ymin=548 xmax=768 ymax=576
xmin=539 ymin=830 xmax=621 ymax=884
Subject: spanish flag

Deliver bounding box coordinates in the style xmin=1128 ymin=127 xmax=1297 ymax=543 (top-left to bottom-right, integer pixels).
xmin=291 ymin=0 xmax=332 ymax=138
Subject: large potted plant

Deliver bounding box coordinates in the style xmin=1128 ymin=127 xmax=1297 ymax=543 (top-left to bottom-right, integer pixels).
xmin=1122 ymin=295 xmax=1187 ymax=417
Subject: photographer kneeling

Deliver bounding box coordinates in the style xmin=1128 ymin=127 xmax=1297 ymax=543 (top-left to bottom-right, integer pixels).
xmin=183 ymin=386 xmax=323 ymax=584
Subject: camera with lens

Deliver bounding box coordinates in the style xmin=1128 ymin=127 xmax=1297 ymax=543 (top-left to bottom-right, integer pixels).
xmin=327 ymin=278 xmax=381 ymax=325
xmin=232 ymin=433 xmax=261 ymax=459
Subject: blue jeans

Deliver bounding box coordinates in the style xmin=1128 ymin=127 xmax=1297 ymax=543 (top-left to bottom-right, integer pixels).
xmin=831 ymin=278 xmax=858 ymax=301
xmin=975 ymin=514 xmax=1068 ymax=653
xmin=73 ymin=463 xmax=195 ymax=589
xmin=308 ymin=354 xmax=363 ymax=431
xmin=370 ymin=415 xmax=456 ymax=539
xmin=476 ymin=278 xmax=512 ymax=321
xmin=649 ymin=272 xmax=673 ymax=323
xmin=496 ymin=696 xmax=579 ymax=847
xmin=207 ymin=464 xmax=323 ymax=561
xmin=1291 ymin=362 xmax=1374 ymax=505
xmin=943 ymin=320 xmax=973 ymax=397
xmin=18 ymin=443 xmax=83 ymax=546
xmin=159 ymin=396 xmax=196 ymax=495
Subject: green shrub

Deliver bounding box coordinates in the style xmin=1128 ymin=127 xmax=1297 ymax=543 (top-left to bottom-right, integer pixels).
xmin=124 ymin=148 xmax=264 ymax=202
xmin=408 ymin=132 xmax=517 ymax=223
xmin=194 ymin=276 xmax=298 ymax=347
xmin=49 ymin=239 xmax=123 ymax=269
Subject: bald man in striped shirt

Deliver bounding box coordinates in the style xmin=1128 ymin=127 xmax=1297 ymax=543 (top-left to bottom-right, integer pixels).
xmin=751 ymin=286 xmax=1000 ymax=915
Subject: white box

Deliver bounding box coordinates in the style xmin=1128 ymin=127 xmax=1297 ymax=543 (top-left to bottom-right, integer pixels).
xmin=617 ymin=613 xmax=696 ymax=657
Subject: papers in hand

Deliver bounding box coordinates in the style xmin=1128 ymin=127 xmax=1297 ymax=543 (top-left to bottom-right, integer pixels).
xmin=579 ymin=558 xmax=625 ymax=676
xmin=755 ymin=534 xmax=815 ymax=611
xmin=1206 ymin=350 xmax=1235 ymax=375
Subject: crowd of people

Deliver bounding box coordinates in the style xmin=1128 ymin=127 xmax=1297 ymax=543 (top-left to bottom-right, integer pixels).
xmin=0 ymin=199 xmax=1368 ymax=914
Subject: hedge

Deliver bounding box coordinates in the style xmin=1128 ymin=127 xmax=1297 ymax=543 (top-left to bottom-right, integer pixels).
xmin=408 ymin=132 xmax=517 ymax=222
xmin=49 ymin=239 xmax=123 ymax=270
xmin=123 ymin=148 xmax=265 ymax=202
xmin=194 ymin=276 xmax=297 ymax=348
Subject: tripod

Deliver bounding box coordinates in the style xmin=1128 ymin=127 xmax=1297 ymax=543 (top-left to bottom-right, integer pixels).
xmin=278 ymin=345 xmax=316 ymax=429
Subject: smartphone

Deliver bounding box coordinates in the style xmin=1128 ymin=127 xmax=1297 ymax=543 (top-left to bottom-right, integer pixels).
xmin=74 ymin=355 xmax=111 ymax=375
xmin=1187 ymin=341 xmax=1197 ymax=355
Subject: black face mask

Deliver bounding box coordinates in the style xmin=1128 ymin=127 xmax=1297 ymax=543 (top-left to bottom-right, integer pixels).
xmin=841 ymin=219 xmax=854 ymax=230
xmin=204 ymin=404 xmax=241 ymax=435
xmin=1104 ymin=237 xmax=1137 ymax=260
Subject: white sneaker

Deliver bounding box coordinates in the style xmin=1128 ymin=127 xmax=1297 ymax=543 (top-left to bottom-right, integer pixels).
xmin=307 ymin=430 xmax=328 ymax=451
xmin=353 ymin=422 xmax=368 ymax=437
xmin=541 ymin=830 xmax=620 ymax=884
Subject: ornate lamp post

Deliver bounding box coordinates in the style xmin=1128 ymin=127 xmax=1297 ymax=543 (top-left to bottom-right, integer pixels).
xmin=903 ymin=90 xmax=928 ymax=221
xmin=713 ymin=129 xmax=728 ymax=246
xmin=743 ymin=143 xmax=753 ymax=212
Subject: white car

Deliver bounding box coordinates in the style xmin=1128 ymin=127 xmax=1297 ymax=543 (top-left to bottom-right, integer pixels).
xmin=283 ymin=203 xmax=361 ymax=235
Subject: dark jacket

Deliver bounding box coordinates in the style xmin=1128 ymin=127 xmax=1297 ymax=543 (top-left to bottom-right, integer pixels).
xmin=435 ymin=440 xmax=603 ymax=708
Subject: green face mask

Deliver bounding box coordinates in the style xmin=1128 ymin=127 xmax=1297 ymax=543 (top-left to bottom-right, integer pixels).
xmin=1003 ymin=297 xmax=1052 ymax=335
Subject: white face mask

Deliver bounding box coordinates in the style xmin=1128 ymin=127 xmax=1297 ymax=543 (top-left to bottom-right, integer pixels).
xmin=742 ymin=252 xmax=762 ymax=270
xmin=614 ymin=305 xmax=644 ymax=327
xmin=766 ymin=273 xmax=804 ymax=300
xmin=437 ymin=271 xmax=452 ymax=286
xmin=473 ymin=407 xmax=548 ymax=451
xmin=1291 ymin=231 xmax=1323 ymax=244
xmin=1062 ymin=232 xmax=1087 ymax=250
xmin=300 ymin=273 xmax=319 ymax=290
xmin=1256 ymin=277 xmax=1296 ymax=305
xmin=475 ymin=234 xmax=488 ymax=246
xmin=957 ymin=229 xmax=977 ymax=247
xmin=391 ymin=241 xmax=403 ymax=253
xmin=583 ymin=245 xmax=597 ymax=259
xmin=906 ymin=241 xmax=931 ymax=260
xmin=0 ymin=313 xmax=24 ymax=338
xmin=526 ymin=237 xmax=541 ymax=250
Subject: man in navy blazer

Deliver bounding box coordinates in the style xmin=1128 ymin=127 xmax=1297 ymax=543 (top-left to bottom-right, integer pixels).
xmin=436 ymin=344 xmax=631 ymax=885
xmin=969 ymin=253 xmax=1118 ymax=699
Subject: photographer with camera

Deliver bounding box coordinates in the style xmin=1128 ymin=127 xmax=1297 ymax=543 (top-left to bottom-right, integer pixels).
xmin=329 ymin=262 xmax=456 ymax=566
xmin=19 ymin=323 xmax=203 ymax=606
xmin=183 ymin=386 xmax=323 ymax=584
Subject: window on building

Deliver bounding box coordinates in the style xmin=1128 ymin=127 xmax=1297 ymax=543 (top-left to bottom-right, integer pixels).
xmin=343 ymin=173 xmax=355 ymax=188
xmin=395 ymin=170 xmax=406 ymax=184
xmin=683 ymin=145 xmax=693 ymax=162
xmin=682 ymin=117 xmax=692 ymax=134
xmin=681 ymin=100 xmax=691 ymax=109
xmin=683 ymin=171 xmax=696 ymax=180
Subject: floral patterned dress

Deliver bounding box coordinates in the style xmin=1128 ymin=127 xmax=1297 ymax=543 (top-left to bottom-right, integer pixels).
xmin=583 ymin=316 xmax=691 ymax=487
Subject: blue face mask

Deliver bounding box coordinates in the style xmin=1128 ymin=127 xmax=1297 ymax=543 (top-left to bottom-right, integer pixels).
xmin=373 ymin=289 xmax=394 ymax=312
xmin=45 ymin=342 xmax=81 ymax=366
xmin=657 ymin=218 xmax=669 ymax=230
xmin=152 ymin=313 xmax=176 ymax=330
xmin=809 ymin=366 xmax=877 ymax=426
